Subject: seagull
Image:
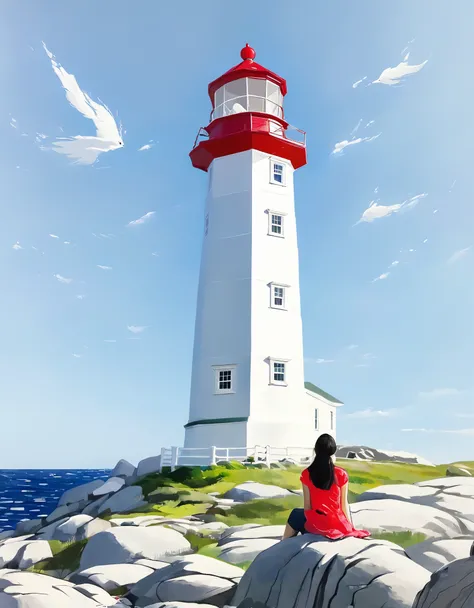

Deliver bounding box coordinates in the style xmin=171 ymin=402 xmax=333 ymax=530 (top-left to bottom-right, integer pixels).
xmin=42 ymin=42 xmax=123 ymax=165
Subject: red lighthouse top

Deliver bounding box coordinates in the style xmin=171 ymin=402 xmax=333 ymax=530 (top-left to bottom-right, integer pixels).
xmin=208 ymin=44 xmax=288 ymax=104
xmin=190 ymin=44 xmax=306 ymax=172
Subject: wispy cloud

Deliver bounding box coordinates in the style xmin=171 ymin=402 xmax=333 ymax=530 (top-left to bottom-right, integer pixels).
xmin=356 ymin=193 xmax=427 ymax=224
xmin=10 ymin=117 xmax=17 ymax=129
xmin=418 ymin=388 xmax=464 ymax=400
xmin=127 ymin=325 xmax=148 ymax=334
xmin=151 ymin=252 xmax=159 ymax=257
xmin=72 ymin=353 xmax=82 ymax=358
xmin=138 ymin=142 xmax=155 ymax=151
xmin=97 ymin=265 xmax=112 ymax=270
xmin=127 ymin=211 xmax=155 ymax=226
xmin=447 ymin=246 xmax=472 ymax=265
xmin=346 ymin=344 xmax=359 ymax=350
xmin=42 ymin=42 xmax=123 ymax=165
xmin=372 ymin=272 xmax=390 ymax=283
xmin=76 ymin=294 xmax=85 ymax=299
xmin=54 ymin=274 xmax=72 ymax=284
xmin=347 ymin=408 xmax=397 ymax=418
xmin=352 ymin=77 xmax=367 ymax=89
xmin=49 ymin=234 xmax=59 ymax=239
xmin=332 ymin=134 xmax=380 ymax=155
xmin=104 ymin=339 xmax=117 ymax=343
xmin=402 ymin=428 xmax=474 ymax=436
xmin=455 ymin=413 xmax=474 ymax=419
xmin=373 ymin=58 xmax=428 ymax=86
xmin=306 ymin=358 xmax=335 ymax=364
xmin=12 ymin=242 xmax=23 ymax=250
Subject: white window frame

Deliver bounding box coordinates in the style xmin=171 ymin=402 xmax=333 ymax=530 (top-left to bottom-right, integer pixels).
xmin=269 ymin=281 xmax=290 ymax=310
xmin=314 ymin=408 xmax=319 ymax=430
xmin=268 ymin=357 xmax=289 ymax=386
xmin=270 ymin=159 xmax=287 ymax=186
xmin=213 ymin=365 xmax=236 ymax=395
xmin=267 ymin=209 xmax=287 ymax=238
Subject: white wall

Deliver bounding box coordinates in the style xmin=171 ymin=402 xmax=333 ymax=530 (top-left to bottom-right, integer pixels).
xmin=184 ymin=421 xmax=247 ymax=449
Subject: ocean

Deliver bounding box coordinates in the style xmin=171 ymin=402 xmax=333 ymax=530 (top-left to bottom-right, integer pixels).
xmin=0 ymin=469 xmax=110 ymax=533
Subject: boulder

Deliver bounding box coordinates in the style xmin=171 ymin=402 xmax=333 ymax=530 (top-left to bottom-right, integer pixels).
xmin=0 ymin=531 xmax=15 ymax=541
xmin=415 ymin=476 xmax=474 ymax=489
xmin=35 ymin=517 xmax=70 ymax=540
xmin=53 ymin=515 xmax=111 ymax=542
xmin=148 ymin=487 xmax=181 ymax=503
xmin=356 ymin=484 xmax=437 ymax=502
xmin=218 ymin=538 xmax=279 ymax=565
xmin=136 ymin=455 xmax=162 ymax=479
xmin=193 ymin=522 xmax=229 ymax=540
xmin=110 ymin=459 xmax=136 ymax=480
xmin=406 ymin=537 xmax=474 ymax=573
xmin=0 ymin=539 xmax=52 ymax=569
xmin=58 ymin=480 xmax=105 ymax=507
xmin=351 ymin=498 xmax=464 ymax=539
xmin=446 ymin=465 xmax=472 ymax=477
xmin=79 ymin=526 xmax=192 ymax=570
xmin=45 ymin=504 xmax=75 ymax=524
xmin=218 ymin=525 xmax=284 ymax=547
xmin=98 ymin=486 xmax=147 ymax=515
xmin=82 ymin=495 xmax=110 ymax=517
xmin=14 ymin=519 xmax=43 ymax=536
xmin=92 ymin=476 xmax=126 ymax=497
xmin=224 ymin=482 xmax=292 ymax=502
xmin=128 ymin=555 xmax=243 ymax=607
xmin=142 ymin=604 xmax=221 ymax=608
xmin=72 ymin=582 xmax=120 ymax=605
xmin=413 ymin=556 xmax=474 ymax=607
xmin=231 ymin=534 xmax=430 ymax=608
xmin=71 ymin=563 xmax=155 ymax=590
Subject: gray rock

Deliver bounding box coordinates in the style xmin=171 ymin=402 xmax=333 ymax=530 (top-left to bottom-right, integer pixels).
xmin=232 ymin=535 xmax=430 ymax=608
xmin=53 ymin=515 xmax=111 ymax=542
xmin=92 ymin=476 xmax=126 ymax=497
xmin=14 ymin=519 xmax=43 ymax=536
xmin=130 ymin=556 xmax=243 ymax=606
xmin=110 ymin=459 xmax=136 ymax=480
xmin=79 ymin=526 xmax=192 ymax=570
xmin=136 ymin=455 xmax=162 ymax=479
xmin=218 ymin=538 xmax=279 ymax=564
xmin=224 ymin=482 xmax=292 ymax=502
xmin=356 ymin=484 xmax=437 ymax=502
xmin=143 ymin=604 xmax=221 ymax=608
xmin=406 ymin=537 xmax=474 ymax=573
xmin=98 ymin=485 xmax=147 ymax=515
xmin=45 ymin=504 xmax=74 ymax=524
xmin=35 ymin=517 xmax=69 ymax=540
xmin=58 ymin=479 xmax=105 ymax=506
xmin=416 ymin=476 xmax=474 ymax=489
xmin=413 ymin=555 xmax=474 ymax=607
xmin=351 ymin=498 xmax=464 ymax=539
xmin=72 ymin=582 xmax=120 ymax=605
xmin=82 ymin=494 xmax=110 ymax=517
xmin=0 ymin=540 xmax=52 ymax=569
xmin=446 ymin=465 xmax=472 ymax=477
xmin=72 ymin=563 xmax=155 ymax=590
xmin=0 ymin=531 xmax=15 ymax=542
xmin=218 ymin=525 xmax=284 ymax=547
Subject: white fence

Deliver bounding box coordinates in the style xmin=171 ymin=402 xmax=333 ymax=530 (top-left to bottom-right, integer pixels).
xmin=159 ymin=445 xmax=314 ymax=472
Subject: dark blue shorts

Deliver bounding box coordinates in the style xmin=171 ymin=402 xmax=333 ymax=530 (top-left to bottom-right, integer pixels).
xmin=288 ymin=508 xmax=307 ymax=534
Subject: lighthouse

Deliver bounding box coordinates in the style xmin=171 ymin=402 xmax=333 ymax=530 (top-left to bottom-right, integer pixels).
xmin=184 ymin=45 xmax=341 ymax=455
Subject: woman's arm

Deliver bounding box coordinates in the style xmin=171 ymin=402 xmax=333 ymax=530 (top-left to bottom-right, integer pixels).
xmin=302 ymin=483 xmax=311 ymax=511
xmin=340 ymin=482 xmax=353 ymax=524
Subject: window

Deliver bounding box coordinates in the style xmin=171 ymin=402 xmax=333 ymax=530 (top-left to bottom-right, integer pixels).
xmin=270 ymin=160 xmax=286 ymax=186
xmin=213 ymin=365 xmax=236 ymax=394
xmin=330 ymin=411 xmax=334 ymax=430
xmin=213 ymin=78 xmax=283 ymax=121
xmin=270 ymin=283 xmax=288 ymax=310
xmin=267 ymin=210 xmax=287 ymax=237
xmin=268 ymin=358 xmax=289 ymax=386
xmin=314 ymin=408 xmax=319 ymax=430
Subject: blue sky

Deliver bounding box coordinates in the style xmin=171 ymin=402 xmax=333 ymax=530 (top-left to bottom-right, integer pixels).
xmin=1 ymin=1 xmax=473 ymax=468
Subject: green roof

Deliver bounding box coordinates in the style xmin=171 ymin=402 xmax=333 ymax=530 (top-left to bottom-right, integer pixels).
xmin=304 ymin=382 xmax=343 ymax=404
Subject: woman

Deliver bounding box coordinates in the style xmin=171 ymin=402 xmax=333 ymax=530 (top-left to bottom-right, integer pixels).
xmin=282 ymin=433 xmax=370 ymax=540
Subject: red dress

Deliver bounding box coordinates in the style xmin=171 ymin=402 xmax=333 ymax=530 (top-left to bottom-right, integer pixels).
xmin=300 ymin=466 xmax=370 ymax=539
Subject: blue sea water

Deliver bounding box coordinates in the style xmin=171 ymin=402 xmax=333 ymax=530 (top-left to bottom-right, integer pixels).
xmin=0 ymin=469 xmax=110 ymax=533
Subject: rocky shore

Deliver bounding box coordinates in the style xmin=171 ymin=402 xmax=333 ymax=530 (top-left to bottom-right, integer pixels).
xmin=1 ymin=456 xmax=473 ymax=607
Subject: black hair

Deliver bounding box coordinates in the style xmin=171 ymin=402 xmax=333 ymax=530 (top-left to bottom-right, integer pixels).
xmin=307 ymin=433 xmax=337 ymax=490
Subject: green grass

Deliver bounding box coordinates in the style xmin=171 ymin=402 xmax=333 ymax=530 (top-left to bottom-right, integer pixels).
xmin=31 ymin=539 xmax=88 ymax=573
xmin=370 ymin=531 xmax=428 ymax=548
xmin=185 ymin=531 xmax=219 ymax=552
xmin=215 ymin=495 xmax=302 ymax=527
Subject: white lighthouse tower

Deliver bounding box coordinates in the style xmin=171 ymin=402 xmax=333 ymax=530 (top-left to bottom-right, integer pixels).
xmin=185 ymin=44 xmax=341 ymax=454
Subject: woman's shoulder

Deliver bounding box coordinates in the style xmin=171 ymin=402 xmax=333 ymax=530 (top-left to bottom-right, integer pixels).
xmin=334 ymin=466 xmax=349 ymax=485
xmin=300 ymin=467 xmax=310 ymax=483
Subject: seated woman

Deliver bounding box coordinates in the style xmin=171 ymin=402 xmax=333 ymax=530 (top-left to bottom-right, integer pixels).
xmin=283 ymin=433 xmax=370 ymax=540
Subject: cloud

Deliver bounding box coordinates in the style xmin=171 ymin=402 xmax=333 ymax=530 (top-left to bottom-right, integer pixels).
xmin=138 ymin=143 xmax=154 ymax=151
xmin=347 ymin=408 xmax=396 ymax=418
xmin=363 ymin=353 xmax=377 ymax=360
xmin=72 ymin=353 xmax=82 ymax=358
xmin=42 ymin=42 xmax=123 ymax=165
xmin=76 ymin=294 xmax=85 ymax=299
xmin=352 ymin=77 xmax=367 ymax=89
xmin=346 ymin=344 xmax=359 ymax=350
xmin=456 ymin=413 xmax=474 ymax=419
xmin=356 ymin=193 xmax=427 ymax=224
xmin=447 ymin=246 xmax=472 ymax=265
xmin=127 ymin=211 xmax=155 ymax=226
xmin=372 ymin=272 xmax=390 ymax=282
xmin=355 ymin=363 xmax=370 ymax=368
xmin=390 ymin=260 xmax=399 ymax=267
xmin=104 ymin=339 xmax=117 ymax=343
xmin=418 ymin=388 xmax=464 ymax=399
xmin=49 ymin=234 xmax=59 ymax=239
xmin=127 ymin=325 xmax=147 ymax=334
xmin=350 ymin=119 xmax=363 ymax=137
xmin=97 ymin=265 xmax=112 ymax=270
xmin=10 ymin=117 xmax=17 ymax=129
xmin=54 ymin=274 xmax=72 ymax=284
xmin=372 ymin=58 xmax=428 ymax=86
xmin=12 ymin=242 xmax=23 ymax=250
xmin=307 ymin=358 xmax=335 ymax=364
xmin=402 ymin=428 xmax=474 ymax=436
xmin=332 ymin=134 xmax=380 ymax=155
xmin=151 ymin=252 xmax=159 ymax=257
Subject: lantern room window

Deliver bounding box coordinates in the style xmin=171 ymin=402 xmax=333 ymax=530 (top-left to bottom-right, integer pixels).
xmin=213 ymin=78 xmax=283 ymax=120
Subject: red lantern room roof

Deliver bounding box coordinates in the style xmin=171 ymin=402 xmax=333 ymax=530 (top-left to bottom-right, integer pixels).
xmin=208 ymin=44 xmax=287 ymax=105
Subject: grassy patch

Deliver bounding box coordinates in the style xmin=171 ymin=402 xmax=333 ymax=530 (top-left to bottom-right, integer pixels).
xmin=108 ymin=585 xmax=128 ymax=597
xmin=216 ymin=495 xmax=302 ymax=527
xmin=31 ymin=539 xmax=88 ymax=573
xmin=197 ymin=542 xmax=221 ymax=559
xmin=185 ymin=531 xmax=219 ymax=552
xmin=370 ymin=531 xmax=428 ymax=548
